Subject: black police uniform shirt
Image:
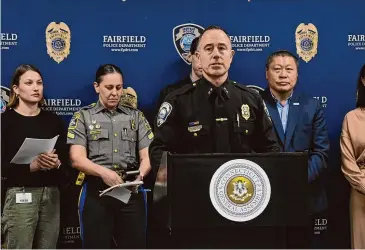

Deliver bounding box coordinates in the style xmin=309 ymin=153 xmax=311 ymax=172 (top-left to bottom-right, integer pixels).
xmin=149 ymin=77 xmax=280 ymax=172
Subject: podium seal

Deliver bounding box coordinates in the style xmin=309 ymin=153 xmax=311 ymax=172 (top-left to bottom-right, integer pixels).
xmin=209 ymin=159 xmax=271 ymax=222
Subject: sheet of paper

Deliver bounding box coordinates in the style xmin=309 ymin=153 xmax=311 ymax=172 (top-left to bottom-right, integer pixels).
xmin=105 ymin=187 xmax=132 ymax=204
xmin=10 ymin=135 xmax=59 ymax=164
xmin=99 ymin=181 xmax=143 ymax=197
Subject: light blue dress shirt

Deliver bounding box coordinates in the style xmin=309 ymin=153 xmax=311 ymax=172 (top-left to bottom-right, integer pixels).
xmin=271 ymin=91 xmax=293 ymax=133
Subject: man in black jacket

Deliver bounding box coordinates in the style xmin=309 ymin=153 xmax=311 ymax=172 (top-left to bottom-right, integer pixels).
xmin=151 ymin=26 xmax=279 ymax=167
xmin=149 ymin=25 xmax=280 ymax=249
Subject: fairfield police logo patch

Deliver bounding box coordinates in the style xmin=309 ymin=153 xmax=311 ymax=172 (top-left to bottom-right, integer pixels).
xmin=295 ymin=23 xmax=318 ymax=63
xmin=173 ymin=23 xmax=204 ymax=65
xmin=0 ymin=86 xmax=11 ymax=113
xmin=46 ymin=22 xmax=71 ymax=64
xmin=157 ymin=102 xmax=172 ymax=127
xmin=209 ymin=159 xmax=271 ymax=222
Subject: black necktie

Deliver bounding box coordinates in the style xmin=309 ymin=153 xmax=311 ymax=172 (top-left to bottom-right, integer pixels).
xmin=213 ymin=87 xmax=231 ymax=153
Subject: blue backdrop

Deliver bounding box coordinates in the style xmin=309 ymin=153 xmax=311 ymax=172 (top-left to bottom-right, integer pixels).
xmin=1 ymin=0 xmax=364 ymax=248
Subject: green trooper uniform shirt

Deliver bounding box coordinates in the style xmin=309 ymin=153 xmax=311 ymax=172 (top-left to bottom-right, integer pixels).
xmin=67 ymin=101 xmax=154 ymax=177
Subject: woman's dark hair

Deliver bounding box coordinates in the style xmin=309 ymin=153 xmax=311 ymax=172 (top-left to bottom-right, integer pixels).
xmin=95 ymin=64 xmax=124 ymax=84
xmin=7 ymin=64 xmax=45 ymax=108
xmin=356 ymin=64 xmax=365 ymax=108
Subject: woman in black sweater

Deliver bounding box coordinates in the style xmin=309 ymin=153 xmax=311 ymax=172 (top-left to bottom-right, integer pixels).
xmin=1 ymin=64 xmax=68 ymax=249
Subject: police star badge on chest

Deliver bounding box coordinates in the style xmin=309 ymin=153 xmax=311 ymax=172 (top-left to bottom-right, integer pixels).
xmin=241 ymin=104 xmax=250 ymax=120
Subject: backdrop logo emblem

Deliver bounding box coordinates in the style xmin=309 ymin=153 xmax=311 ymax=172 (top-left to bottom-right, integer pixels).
xmin=0 ymin=86 xmax=11 ymax=113
xmin=46 ymin=22 xmax=71 ymax=63
xmin=209 ymin=159 xmax=271 ymax=222
xmin=295 ymin=23 xmax=318 ymax=63
xmin=120 ymin=87 xmax=138 ymax=109
xmin=173 ymin=23 xmax=204 ymax=65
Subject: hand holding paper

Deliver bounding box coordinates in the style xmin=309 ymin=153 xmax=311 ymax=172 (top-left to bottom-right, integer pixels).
xmin=99 ymin=181 xmax=144 ymax=197
xmin=100 ymin=168 xmax=124 ymax=187
xmin=39 ymin=149 xmax=61 ymax=170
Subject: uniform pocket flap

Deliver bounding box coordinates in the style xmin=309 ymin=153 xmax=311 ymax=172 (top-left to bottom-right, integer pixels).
xmin=87 ymin=129 xmax=109 ymax=140
xmin=234 ymin=120 xmax=254 ymax=135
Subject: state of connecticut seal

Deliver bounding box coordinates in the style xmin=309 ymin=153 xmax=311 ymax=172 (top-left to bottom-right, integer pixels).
xmin=209 ymin=159 xmax=271 ymax=222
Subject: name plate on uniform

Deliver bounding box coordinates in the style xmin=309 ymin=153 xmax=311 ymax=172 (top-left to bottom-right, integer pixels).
xmin=16 ymin=193 xmax=32 ymax=204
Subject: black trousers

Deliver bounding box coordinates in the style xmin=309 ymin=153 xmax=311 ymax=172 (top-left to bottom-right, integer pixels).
xmin=79 ymin=182 xmax=147 ymax=249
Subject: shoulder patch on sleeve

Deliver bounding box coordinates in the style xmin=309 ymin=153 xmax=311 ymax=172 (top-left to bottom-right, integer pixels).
xmin=137 ymin=110 xmax=152 ymax=131
xmin=67 ymin=131 xmax=75 ymax=139
xmin=147 ymin=131 xmax=154 ymax=140
xmin=157 ymin=102 xmax=172 ymax=127
xmin=68 ymin=111 xmax=81 ymax=130
xmin=233 ymin=82 xmax=260 ymax=96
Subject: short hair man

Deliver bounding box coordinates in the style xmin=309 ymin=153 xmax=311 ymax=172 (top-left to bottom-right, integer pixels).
xmin=261 ymin=50 xmax=330 ymax=248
